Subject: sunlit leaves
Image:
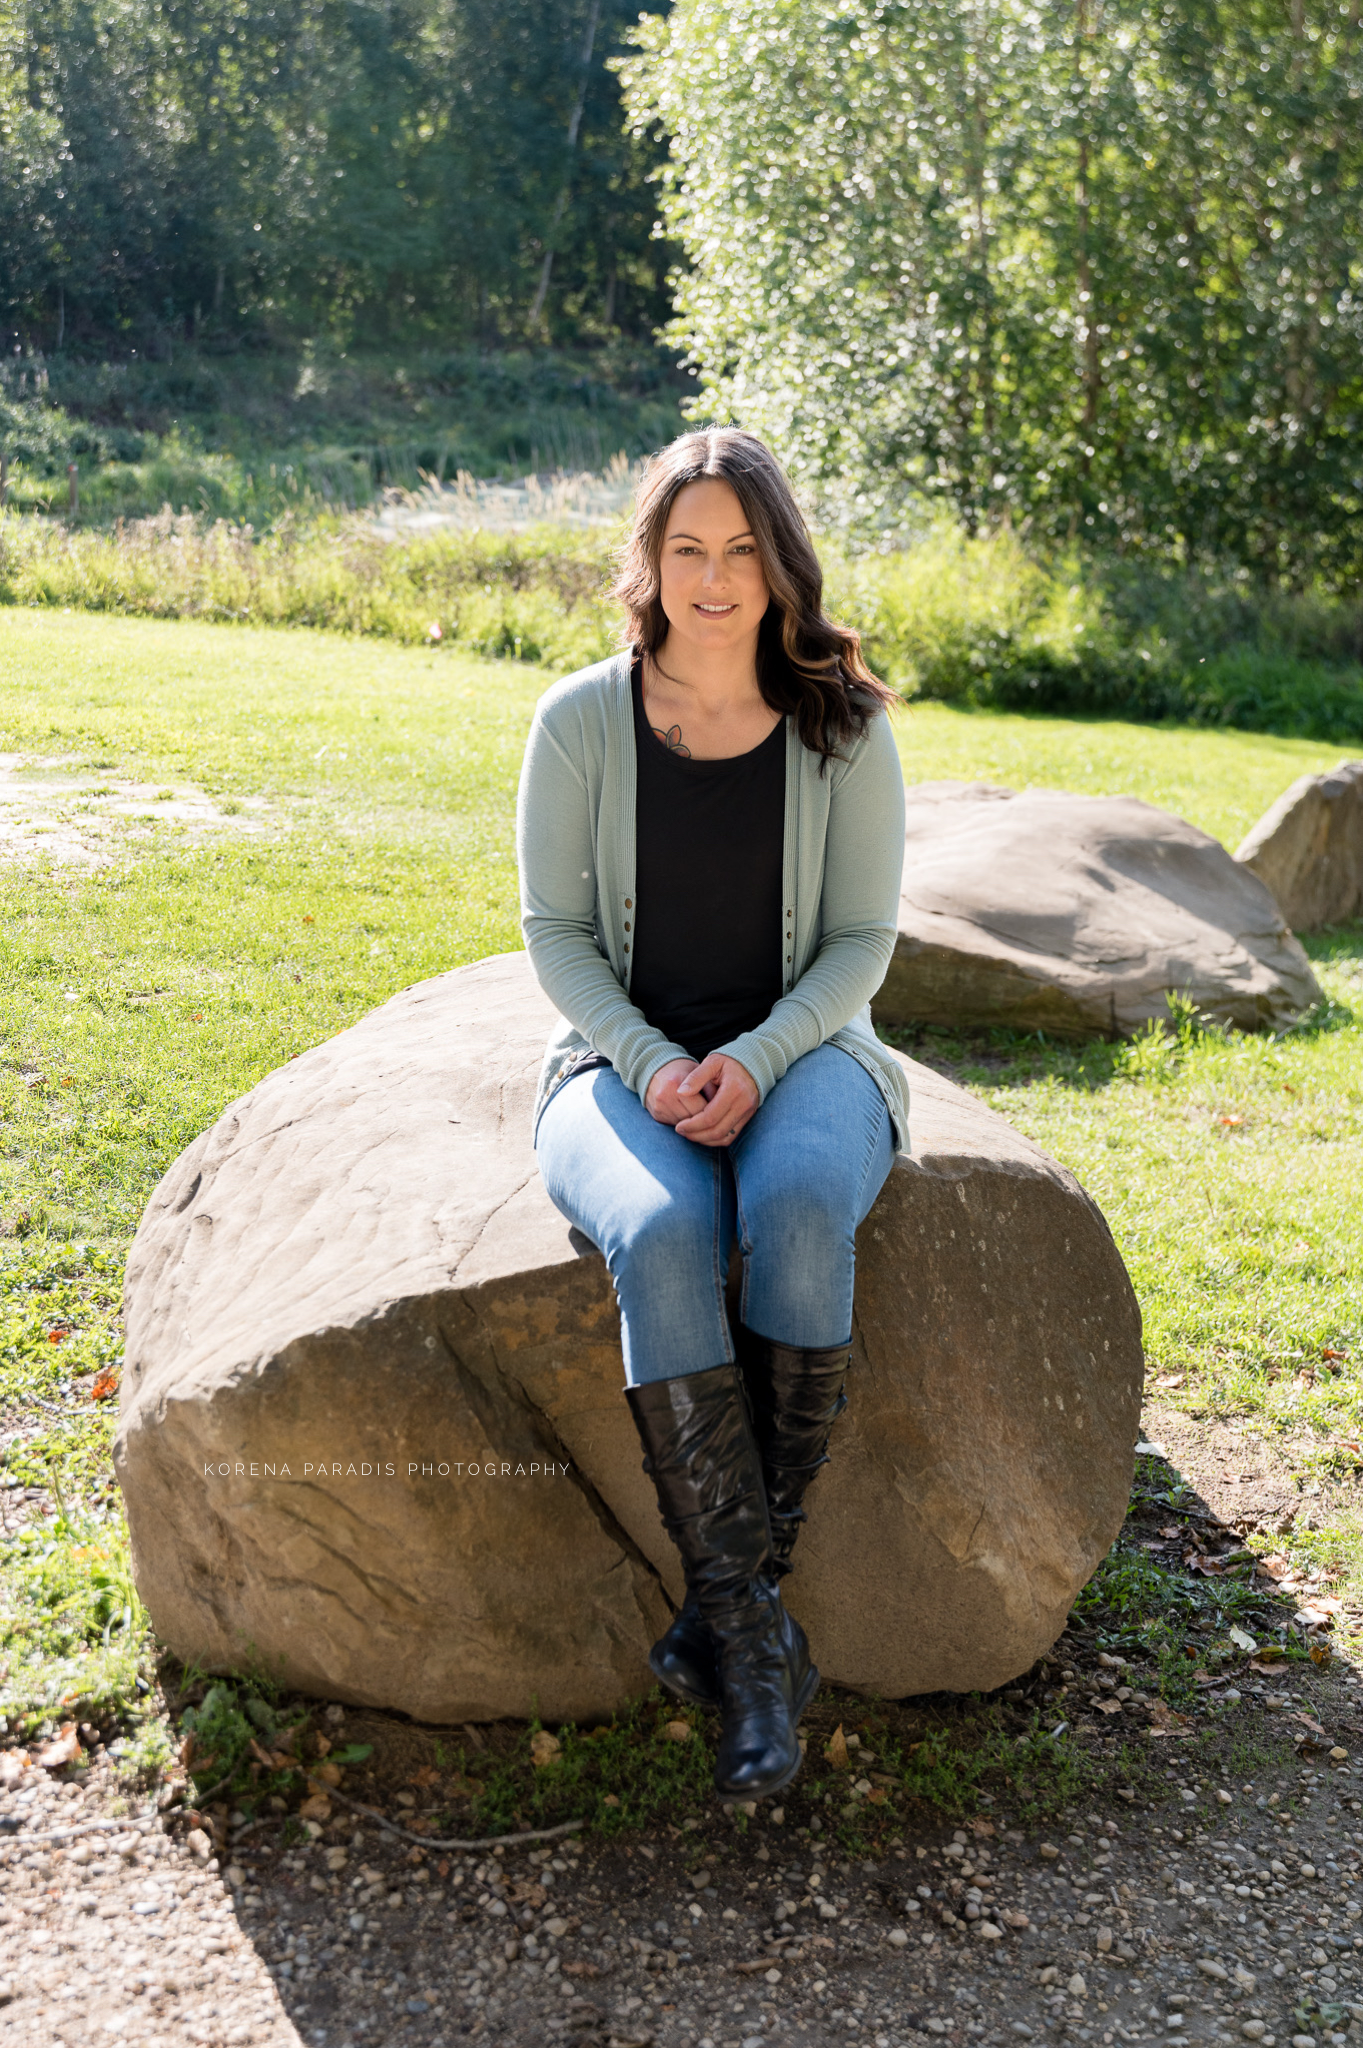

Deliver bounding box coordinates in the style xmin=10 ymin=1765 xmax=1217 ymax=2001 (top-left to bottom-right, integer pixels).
xmin=621 ymin=0 xmax=1363 ymax=584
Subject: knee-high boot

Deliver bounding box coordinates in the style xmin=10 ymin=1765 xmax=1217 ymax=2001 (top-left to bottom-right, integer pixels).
xmin=624 ymin=1362 xmax=806 ymax=1800
xmin=647 ymin=1328 xmax=849 ymax=1708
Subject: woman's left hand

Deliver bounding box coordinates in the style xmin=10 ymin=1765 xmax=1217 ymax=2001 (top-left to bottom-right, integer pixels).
xmin=673 ymin=1054 xmax=760 ymax=1146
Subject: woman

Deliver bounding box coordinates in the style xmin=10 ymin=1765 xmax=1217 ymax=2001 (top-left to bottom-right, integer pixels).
xmin=515 ymin=428 xmax=911 ymax=1803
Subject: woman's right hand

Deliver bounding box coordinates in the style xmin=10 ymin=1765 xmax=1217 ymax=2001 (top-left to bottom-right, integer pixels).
xmin=644 ymin=1058 xmax=703 ymax=1125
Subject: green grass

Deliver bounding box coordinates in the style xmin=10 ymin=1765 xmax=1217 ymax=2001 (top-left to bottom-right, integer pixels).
xmin=1 ymin=607 xmax=1359 ymax=1775
xmin=1 ymin=342 xmax=688 ymax=525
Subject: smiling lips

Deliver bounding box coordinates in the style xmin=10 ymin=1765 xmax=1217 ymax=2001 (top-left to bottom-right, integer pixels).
xmin=695 ymin=601 xmax=738 ymax=615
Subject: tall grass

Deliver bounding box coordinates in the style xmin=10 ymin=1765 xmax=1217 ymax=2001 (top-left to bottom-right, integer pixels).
xmin=0 ymin=341 xmax=687 ymax=527
xmin=2 ymin=502 xmax=1361 ymax=742
xmin=0 ymin=509 xmax=620 ymax=669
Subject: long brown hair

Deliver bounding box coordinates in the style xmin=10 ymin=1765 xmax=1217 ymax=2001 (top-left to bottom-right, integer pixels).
xmin=612 ymin=428 xmax=895 ymax=761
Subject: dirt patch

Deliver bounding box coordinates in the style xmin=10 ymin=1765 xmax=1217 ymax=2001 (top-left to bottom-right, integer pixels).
xmin=0 ymin=753 xmax=273 ymax=867
xmin=1142 ymin=1399 xmax=1343 ymax=1543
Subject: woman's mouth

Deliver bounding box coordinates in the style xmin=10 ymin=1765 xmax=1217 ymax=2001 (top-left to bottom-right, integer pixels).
xmin=694 ymin=602 xmax=738 ymax=616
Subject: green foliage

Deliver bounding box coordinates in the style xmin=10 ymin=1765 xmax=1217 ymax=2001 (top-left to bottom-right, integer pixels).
xmin=622 ymin=0 xmax=1363 ymax=585
xmin=0 ymin=342 xmax=687 ymax=522
xmin=458 ymin=1701 xmax=717 ymax=1838
xmin=831 ymin=523 xmax=1363 ymax=738
xmin=0 ymin=510 xmax=622 ymax=666
xmin=0 ymin=1490 xmax=150 ymax=1726
xmin=6 ymin=500 xmax=1360 ymax=742
xmin=0 ymin=0 xmax=673 ymax=347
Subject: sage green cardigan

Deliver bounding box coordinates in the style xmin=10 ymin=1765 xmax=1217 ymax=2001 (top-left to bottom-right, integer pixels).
xmin=515 ymin=648 xmax=911 ymax=1151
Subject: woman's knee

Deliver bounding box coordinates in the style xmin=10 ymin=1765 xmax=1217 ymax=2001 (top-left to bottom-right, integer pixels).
xmin=612 ymin=1190 xmax=718 ymax=1289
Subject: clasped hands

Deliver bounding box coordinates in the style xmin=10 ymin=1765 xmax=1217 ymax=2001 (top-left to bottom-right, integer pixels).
xmin=644 ymin=1053 xmax=759 ymax=1146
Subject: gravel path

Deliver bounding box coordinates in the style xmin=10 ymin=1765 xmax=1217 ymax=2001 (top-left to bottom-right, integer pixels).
xmin=5 ymin=1709 xmax=1363 ymax=2048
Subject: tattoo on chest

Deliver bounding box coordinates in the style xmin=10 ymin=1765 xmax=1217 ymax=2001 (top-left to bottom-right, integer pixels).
xmin=651 ymin=722 xmax=692 ymax=758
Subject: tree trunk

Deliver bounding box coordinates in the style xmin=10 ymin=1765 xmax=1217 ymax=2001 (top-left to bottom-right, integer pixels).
xmin=1074 ymin=0 xmax=1100 ymax=476
xmin=528 ymin=0 xmax=603 ymax=330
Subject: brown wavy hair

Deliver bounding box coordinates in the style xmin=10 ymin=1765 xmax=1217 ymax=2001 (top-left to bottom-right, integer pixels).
xmin=612 ymin=427 xmax=895 ymax=761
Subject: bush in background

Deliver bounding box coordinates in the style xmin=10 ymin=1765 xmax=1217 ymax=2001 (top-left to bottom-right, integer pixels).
xmin=2 ymin=503 xmax=1361 ymax=744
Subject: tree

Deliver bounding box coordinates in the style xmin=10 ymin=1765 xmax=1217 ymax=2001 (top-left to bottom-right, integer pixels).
xmin=0 ymin=0 xmax=674 ymax=347
xmin=620 ymin=0 xmax=1363 ymax=584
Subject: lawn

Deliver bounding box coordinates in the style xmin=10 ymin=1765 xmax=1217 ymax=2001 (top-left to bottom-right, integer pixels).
xmin=1 ymin=609 xmax=1360 ymax=1767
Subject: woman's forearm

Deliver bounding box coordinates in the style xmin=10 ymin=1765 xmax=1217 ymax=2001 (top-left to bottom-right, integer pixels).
xmin=522 ymin=913 xmax=691 ymax=1098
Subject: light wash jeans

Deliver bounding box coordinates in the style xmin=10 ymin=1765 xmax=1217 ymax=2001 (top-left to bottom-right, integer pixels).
xmin=535 ymin=1042 xmax=896 ymax=1386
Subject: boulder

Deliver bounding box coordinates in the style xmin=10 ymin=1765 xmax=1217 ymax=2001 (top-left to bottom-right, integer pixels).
xmin=874 ymin=780 xmax=1322 ymax=1038
xmin=1234 ymin=760 xmax=1363 ymax=932
xmin=117 ymin=951 xmax=1143 ymax=1723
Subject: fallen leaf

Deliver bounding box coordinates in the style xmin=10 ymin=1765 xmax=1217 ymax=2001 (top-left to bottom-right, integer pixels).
xmin=530 ymin=1730 xmax=561 ymax=1768
xmin=1155 ymin=1374 xmax=1185 ymax=1388
xmin=312 ymin=1760 xmax=344 ymax=1786
xmin=1148 ymin=1703 xmax=1190 ymax=1730
xmin=1249 ymin=1655 xmax=1285 ymax=1672
xmin=1228 ymin=1625 xmax=1257 ymax=1653
xmin=89 ymin=1369 xmax=120 ymax=1401
xmin=866 ymin=1787 xmax=889 ymax=1804
xmin=1311 ymin=1644 xmax=1333 ymax=1667
xmin=662 ymin=1721 xmax=692 ymax=1744
xmin=1095 ymin=1699 xmax=1124 ymax=1715
xmin=506 ymin=1881 xmax=547 ymax=1909
xmin=602 ymin=1793 xmax=620 ymax=1807
xmin=180 ymin=1732 xmax=197 ymax=1769
xmin=299 ymin=1792 xmax=332 ymax=1822
xmin=826 ymin=1724 xmax=850 ymax=1770
xmin=1293 ymin=1713 xmax=1330 ymax=1739
xmin=1257 ymin=1556 xmax=1290 ymax=1580
xmin=35 ymin=1723 xmax=82 ymax=1770
xmin=409 ymin=1764 xmax=441 ymax=1788
xmin=1159 ymin=1524 xmax=1182 ymax=1539
xmin=970 ymin=1819 xmax=996 ymax=1838
xmin=1218 ymin=1115 xmax=1243 ymax=1127
xmin=313 ymin=1733 xmax=332 ymax=1757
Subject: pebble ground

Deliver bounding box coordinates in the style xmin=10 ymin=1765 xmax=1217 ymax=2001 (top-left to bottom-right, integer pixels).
xmin=5 ymin=1693 xmax=1363 ymax=2048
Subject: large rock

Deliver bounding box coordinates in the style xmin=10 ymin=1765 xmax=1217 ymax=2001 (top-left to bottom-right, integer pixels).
xmin=117 ymin=952 xmax=1143 ymax=1723
xmin=1234 ymin=760 xmax=1363 ymax=932
xmin=874 ymin=780 xmax=1322 ymax=1038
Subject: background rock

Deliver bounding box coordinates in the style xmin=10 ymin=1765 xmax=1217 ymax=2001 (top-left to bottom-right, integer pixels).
xmin=1234 ymin=759 xmax=1363 ymax=932
xmin=118 ymin=951 xmax=1143 ymax=1721
xmin=874 ymin=780 xmax=1322 ymax=1038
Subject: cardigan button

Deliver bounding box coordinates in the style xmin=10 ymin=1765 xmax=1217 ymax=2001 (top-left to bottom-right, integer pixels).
xmin=624 ymin=897 xmax=633 ymax=908
xmin=624 ymin=921 xmax=631 ymax=931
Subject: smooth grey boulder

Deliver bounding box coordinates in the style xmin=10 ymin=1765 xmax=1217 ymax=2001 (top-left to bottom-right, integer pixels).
xmin=117 ymin=951 xmax=1143 ymax=1722
xmin=874 ymin=780 xmax=1322 ymax=1038
xmin=1235 ymin=760 xmax=1363 ymax=932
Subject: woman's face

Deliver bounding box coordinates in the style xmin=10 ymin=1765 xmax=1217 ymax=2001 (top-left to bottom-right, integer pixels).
xmin=656 ymin=478 xmax=770 ymax=657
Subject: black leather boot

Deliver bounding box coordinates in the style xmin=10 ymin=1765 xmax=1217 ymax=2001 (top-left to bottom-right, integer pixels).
xmin=741 ymin=1328 xmax=852 ymax=1579
xmin=625 ymin=1363 xmax=807 ymax=1801
xmin=647 ymin=1330 xmax=848 ymax=1705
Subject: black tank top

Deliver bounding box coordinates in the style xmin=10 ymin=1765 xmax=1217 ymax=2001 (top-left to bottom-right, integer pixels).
xmin=629 ymin=656 xmax=786 ymax=1061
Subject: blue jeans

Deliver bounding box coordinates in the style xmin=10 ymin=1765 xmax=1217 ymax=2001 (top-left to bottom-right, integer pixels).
xmin=535 ymin=1042 xmax=896 ymax=1386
